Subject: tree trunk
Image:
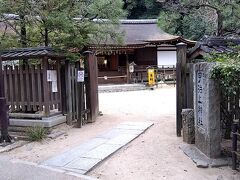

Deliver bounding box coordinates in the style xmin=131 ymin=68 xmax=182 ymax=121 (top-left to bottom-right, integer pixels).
xmin=216 ymin=10 xmax=223 ymax=36
xmin=20 ymin=14 xmax=27 ymax=48
xmin=44 ymin=27 xmax=49 ymax=47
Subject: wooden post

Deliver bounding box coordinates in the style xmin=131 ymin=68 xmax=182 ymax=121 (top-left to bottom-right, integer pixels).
xmin=60 ymin=63 xmax=67 ymax=114
xmin=232 ymin=122 xmax=238 ymax=170
xmin=176 ymin=43 xmax=187 ymax=137
xmin=0 ymin=57 xmax=11 ymax=142
xmin=42 ymin=56 xmax=50 ymax=116
xmin=126 ymin=54 xmax=130 ymax=84
xmin=76 ymin=63 xmax=84 ymax=128
xmin=0 ymin=57 xmax=4 ymax=97
xmin=65 ymin=60 xmax=73 ymax=125
xmin=85 ymin=53 xmax=99 ymax=123
xmin=186 ymin=63 xmax=194 ymax=109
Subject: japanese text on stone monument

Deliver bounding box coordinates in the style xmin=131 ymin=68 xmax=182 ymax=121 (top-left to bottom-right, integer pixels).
xmin=197 ymin=71 xmax=205 ymax=128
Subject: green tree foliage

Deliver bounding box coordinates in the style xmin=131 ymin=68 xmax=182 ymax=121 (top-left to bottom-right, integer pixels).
xmin=123 ymin=0 xmax=162 ymax=19
xmin=209 ymin=46 xmax=240 ymax=96
xmin=157 ymin=0 xmax=240 ymax=40
xmin=0 ymin=0 xmax=125 ymax=52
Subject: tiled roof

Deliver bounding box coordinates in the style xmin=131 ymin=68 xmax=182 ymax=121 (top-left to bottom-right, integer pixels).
xmin=189 ymin=37 xmax=240 ymax=57
xmin=90 ymin=19 xmax=195 ymax=47
xmin=1 ymin=47 xmax=65 ymax=60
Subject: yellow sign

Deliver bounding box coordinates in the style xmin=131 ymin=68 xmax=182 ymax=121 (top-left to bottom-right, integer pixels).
xmin=148 ymin=68 xmax=155 ymax=86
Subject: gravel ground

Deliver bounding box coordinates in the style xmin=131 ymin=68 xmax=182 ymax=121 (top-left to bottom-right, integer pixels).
xmin=88 ymin=86 xmax=239 ymax=180
xmin=3 ymin=85 xmax=239 ymax=180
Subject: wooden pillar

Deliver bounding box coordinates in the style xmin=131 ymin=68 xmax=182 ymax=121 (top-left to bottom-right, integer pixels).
xmin=126 ymin=54 xmax=130 ymax=84
xmin=0 ymin=98 xmax=11 ymax=142
xmin=85 ymin=53 xmax=99 ymax=123
xmin=176 ymin=43 xmax=187 ymax=137
xmin=76 ymin=61 xmax=84 ymax=128
xmin=56 ymin=59 xmax=62 ymax=111
xmin=0 ymin=57 xmax=4 ymax=97
xmin=60 ymin=60 xmax=67 ymax=114
xmin=65 ymin=60 xmax=73 ymax=125
xmin=186 ymin=63 xmax=194 ymax=109
xmin=42 ymin=56 xmax=50 ymax=116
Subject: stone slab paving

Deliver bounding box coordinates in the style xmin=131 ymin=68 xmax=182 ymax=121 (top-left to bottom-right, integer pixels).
xmin=42 ymin=121 xmax=153 ymax=174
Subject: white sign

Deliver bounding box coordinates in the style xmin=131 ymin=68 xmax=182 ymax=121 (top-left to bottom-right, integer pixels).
xmin=129 ymin=65 xmax=134 ymax=73
xmin=196 ymin=71 xmax=205 ymax=128
xmin=52 ymin=81 xmax=58 ymax=92
xmin=77 ymin=70 xmax=85 ymax=82
xmin=47 ymin=70 xmax=57 ymax=82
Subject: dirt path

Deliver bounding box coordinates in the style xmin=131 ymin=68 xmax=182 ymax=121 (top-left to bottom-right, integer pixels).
xmin=88 ymin=86 xmax=238 ymax=180
xmin=4 ymin=86 xmax=239 ymax=179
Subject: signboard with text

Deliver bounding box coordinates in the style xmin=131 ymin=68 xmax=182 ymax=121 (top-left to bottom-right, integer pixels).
xmin=77 ymin=70 xmax=85 ymax=82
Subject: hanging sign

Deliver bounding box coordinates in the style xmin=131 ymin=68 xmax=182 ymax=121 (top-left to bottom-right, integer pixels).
xmin=77 ymin=70 xmax=85 ymax=82
xmin=129 ymin=65 xmax=134 ymax=73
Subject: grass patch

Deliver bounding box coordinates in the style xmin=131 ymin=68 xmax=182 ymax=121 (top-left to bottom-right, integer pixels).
xmin=27 ymin=126 xmax=46 ymax=141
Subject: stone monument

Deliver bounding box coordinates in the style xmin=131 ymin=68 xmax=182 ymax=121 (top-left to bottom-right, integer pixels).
xmin=193 ymin=62 xmax=221 ymax=158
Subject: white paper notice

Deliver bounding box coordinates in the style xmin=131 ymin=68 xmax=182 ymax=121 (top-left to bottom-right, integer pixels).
xmin=47 ymin=70 xmax=57 ymax=82
xmin=77 ymin=70 xmax=85 ymax=82
xmin=52 ymin=81 xmax=58 ymax=92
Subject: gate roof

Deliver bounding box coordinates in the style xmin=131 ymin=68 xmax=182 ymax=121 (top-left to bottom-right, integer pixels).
xmin=0 ymin=46 xmax=65 ymax=61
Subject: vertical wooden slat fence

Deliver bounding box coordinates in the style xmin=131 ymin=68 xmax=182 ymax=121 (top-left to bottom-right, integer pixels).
xmin=220 ymin=91 xmax=240 ymax=139
xmin=219 ymin=89 xmax=240 ymax=170
xmin=2 ymin=64 xmax=61 ymax=116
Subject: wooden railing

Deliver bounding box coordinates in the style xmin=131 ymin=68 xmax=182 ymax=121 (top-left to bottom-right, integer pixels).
xmin=131 ymin=65 xmax=176 ymax=84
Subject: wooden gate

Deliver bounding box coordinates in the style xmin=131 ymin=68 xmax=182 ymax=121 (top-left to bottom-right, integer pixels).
xmin=63 ymin=53 xmax=99 ymax=127
xmin=63 ymin=61 xmax=87 ymax=127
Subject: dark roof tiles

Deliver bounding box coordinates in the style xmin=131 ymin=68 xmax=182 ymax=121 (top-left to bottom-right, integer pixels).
xmin=91 ymin=19 xmax=195 ymax=46
xmin=0 ymin=47 xmax=65 ymax=60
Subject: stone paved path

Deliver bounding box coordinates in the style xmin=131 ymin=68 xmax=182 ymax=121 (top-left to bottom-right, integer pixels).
xmin=42 ymin=121 xmax=153 ymax=174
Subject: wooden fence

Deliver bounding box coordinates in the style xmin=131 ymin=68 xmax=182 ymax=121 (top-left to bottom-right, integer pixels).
xmin=3 ymin=64 xmax=61 ymax=115
xmin=220 ymin=92 xmax=240 ymax=138
xmin=130 ymin=65 xmax=176 ymax=84
xmin=220 ymin=91 xmax=240 ymax=170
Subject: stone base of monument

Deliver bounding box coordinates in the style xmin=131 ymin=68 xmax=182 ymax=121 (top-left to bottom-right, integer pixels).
xmin=180 ymin=144 xmax=231 ymax=168
xmin=182 ymin=109 xmax=195 ymax=144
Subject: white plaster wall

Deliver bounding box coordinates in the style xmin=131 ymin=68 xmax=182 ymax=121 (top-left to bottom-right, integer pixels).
xmin=157 ymin=51 xmax=176 ymax=66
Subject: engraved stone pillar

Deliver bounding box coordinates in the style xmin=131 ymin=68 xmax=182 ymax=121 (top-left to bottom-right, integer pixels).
xmin=182 ymin=109 xmax=195 ymax=144
xmin=193 ymin=62 xmax=221 ymax=158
